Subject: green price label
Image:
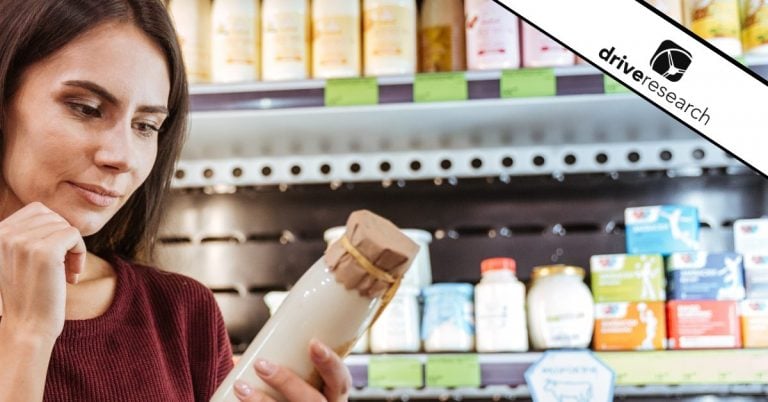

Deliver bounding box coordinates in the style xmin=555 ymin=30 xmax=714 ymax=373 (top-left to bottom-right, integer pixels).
xmin=325 ymin=77 xmax=379 ymax=106
xmin=603 ymin=74 xmax=631 ymax=94
xmin=425 ymin=354 xmax=481 ymax=388
xmin=368 ymin=356 xmax=423 ymax=389
xmin=414 ymin=72 xmax=468 ymax=103
xmin=501 ymin=68 xmax=557 ymax=98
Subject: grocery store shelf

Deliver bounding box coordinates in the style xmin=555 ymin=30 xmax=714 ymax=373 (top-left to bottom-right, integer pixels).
xmin=342 ymin=351 xmax=768 ymax=400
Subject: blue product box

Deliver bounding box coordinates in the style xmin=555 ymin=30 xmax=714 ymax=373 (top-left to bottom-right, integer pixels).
xmin=667 ymin=252 xmax=745 ymax=301
xmin=625 ymin=205 xmax=699 ymax=255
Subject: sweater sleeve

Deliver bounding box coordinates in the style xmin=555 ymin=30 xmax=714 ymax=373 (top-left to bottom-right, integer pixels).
xmin=214 ymin=304 xmax=235 ymax=387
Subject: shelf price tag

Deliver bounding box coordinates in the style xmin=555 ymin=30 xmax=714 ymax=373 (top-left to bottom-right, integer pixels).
xmin=603 ymin=74 xmax=631 ymax=94
xmin=501 ymin=68 xmax=557 ymax=98
xmin=425 ymin=354 xmax=481 ymax=388
xmin=325 ymin=77 xmax=379 ymax=107
xmin=368 ymin=356 xmax=423 ymax=389
xmin=414 ymin=72 xmax=468 ymax=103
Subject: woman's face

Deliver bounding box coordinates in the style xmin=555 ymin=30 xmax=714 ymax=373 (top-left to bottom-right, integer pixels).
xmin=2 ymin=22 xmax=170 ymax=236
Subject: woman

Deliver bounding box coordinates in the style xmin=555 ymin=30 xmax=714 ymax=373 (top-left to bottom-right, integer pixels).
xmin=0 ymin=1 xmax=351 ymax=401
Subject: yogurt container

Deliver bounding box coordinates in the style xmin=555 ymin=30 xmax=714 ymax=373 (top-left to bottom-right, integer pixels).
xmin=667 ymin=252 xmax=746 ymax=301
xmin=422 ymin=283 xmax=475 ymax=352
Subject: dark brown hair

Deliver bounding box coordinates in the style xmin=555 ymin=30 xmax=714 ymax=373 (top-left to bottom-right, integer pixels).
xmin=0 ymin=0 xmax=188 ymax=262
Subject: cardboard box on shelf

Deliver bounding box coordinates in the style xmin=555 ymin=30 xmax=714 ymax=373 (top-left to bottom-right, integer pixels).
xmin=590 ymin=254 xmax=665 ymax=302
xmin=667 ymin=252 xmax=745 ymax=301
xmin=745 ymin=254 xmax=768 ymax=299
xmin=625 ymin=205 xmax=699 ymax=255
xmin=594 ymin=302 xmax=666 ymax=351
xmin=667 ymin=300 xmax=741 ymax=350
xmin=740 ymin=299 xmax=768 ymax=348
xmin=734 ymin=219 xmax=768 ymax=255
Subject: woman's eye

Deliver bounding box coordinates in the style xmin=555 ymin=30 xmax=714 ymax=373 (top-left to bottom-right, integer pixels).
xmin=68 ymin=102 xmax=102 ymax=118
xmin=133 ymin=122 xmax=160 ymax=137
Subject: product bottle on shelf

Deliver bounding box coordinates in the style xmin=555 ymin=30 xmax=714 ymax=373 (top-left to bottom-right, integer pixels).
xmin=211 ymin=0 xmax=260 ymax=83
xmin=474 ymin=258 xmax=529 ymax=352
xmin=422 ymin=283 xmax=475 ymax=352
xmin=261 ymin=0 xmax=310 ymax=81
xmin=684 ymin=0 xmax=743 ymax=56
xmin=363 ymin=0 xmax=418 ymax=76
xmin=464 ymin=0 xmax=521 ymax=70
xmin=312 ymin=0 xmax=362 ymax=79
xmin=645 ymin=0 xmax=685 ymax=22
xmin=419 ymin=0 xmax=466 ymax=72
xmin=741 ymin=0 xmax=768 ymax=55
xmin=527 ymin=265 xmax=595 ymax=350
xmin=369 ymin=285 xmax=421 ymax=353
xmin=521 ymin=22 xmax=575 ymax=68
xmin=168 ymin=0 xmax=212 ymax=83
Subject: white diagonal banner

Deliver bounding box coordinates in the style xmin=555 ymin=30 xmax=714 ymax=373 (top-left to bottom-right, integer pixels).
xmin=495 ymin=0 xmax=767 ymax=177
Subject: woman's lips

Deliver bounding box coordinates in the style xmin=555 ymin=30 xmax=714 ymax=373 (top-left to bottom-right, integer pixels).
xmin=68 ymin=182 xmax=121 ymax=207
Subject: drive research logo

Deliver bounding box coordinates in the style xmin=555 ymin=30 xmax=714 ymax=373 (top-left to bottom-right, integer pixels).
xmin=650 ymin=40 xmax=692 ymax=82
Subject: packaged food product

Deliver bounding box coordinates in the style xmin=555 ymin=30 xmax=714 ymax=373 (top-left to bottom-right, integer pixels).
xmin=521 ymin=22 xmax=575 ymax=68
xmin=625 ymin=205 xmax=700 ymax=255
xmin=312 ymin=0 xmax=362 ymax=78
xmin=211 ymin=0 xmax=260 ymax=82
xmin=422 ymin=283 xmax=475 ymax=352
xmin=594 ymin=302 xmax=667 ymax=351
xmin=667 ymin=300 xmax=741 ymax=349
xmin=741 ymin=0 xmax=768 ymax=55
xmin=464 ymin=0 xmax=521 ymax=70
xmin=261 ymin=0 xmax=310 ymax=81
xmin=734 ymin=218 xmax=768 ymax=254
xmin=683 ymin=0 xmax=743 ymax=56
xmin=369 ymin=285 xmax=421 ymax=353
xmin=475 ymin=258 xmax=528 ymax=352
xmin=590 ymin=254 xmax=666 ymax=303
xmin=527 ymin=265 xmax=594 ymax=350
xmin=419 ymin=0 xmax=466 ymax=72
xmin=740 ymin=299 xmax=768 ymax=348
xmin=363 ymin=0 xmax=417 ymax=76
xmin=745 ymin=254 xmax=768 ymax=299
xmin=667 ymin=252 xmax=746 ymax=300
xmin=211 ymin=211 xmax=419 ymax=402
xmin=168 ymin=0 xmax=212 ymax=83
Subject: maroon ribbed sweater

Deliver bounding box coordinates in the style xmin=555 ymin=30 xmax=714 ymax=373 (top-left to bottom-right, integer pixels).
xmin=37 ymin=256 xmax=234 ymax=401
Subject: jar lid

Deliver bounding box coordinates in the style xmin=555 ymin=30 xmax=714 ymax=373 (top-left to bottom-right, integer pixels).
xmin=481 ymin=258 xmax=517 ymax=274
xmin=532 ymin=265 xmax=585 ymax=280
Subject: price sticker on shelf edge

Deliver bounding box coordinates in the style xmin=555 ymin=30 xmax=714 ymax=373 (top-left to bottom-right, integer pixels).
xmin=501 ymin=68 xmax=556 ymax=98
xmin=414 ymin=72 xmax=468 ymax=103
xmin=425 ymin=354 xmax=481 ymax=388
xmin=325 ymin=77 xmax=379 ymax=107
xmin=368 ymin=356 xmax=423 ymax=389
xmin=603 ymin=74 xmax=631 ymax=94
xmin=525 ymin=351 xmax=615 ymax=402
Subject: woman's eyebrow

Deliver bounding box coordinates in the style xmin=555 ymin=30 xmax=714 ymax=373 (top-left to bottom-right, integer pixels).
xmin=63 ymin=80 xmax=168 ymax=115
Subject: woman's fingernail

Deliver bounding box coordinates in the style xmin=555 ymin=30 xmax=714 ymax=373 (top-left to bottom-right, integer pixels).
xmin=255 ymin=359 xmax=277 ymax=377
xmin=311 ymin=340 xmax=330 ymax=362
xmin=234 ymin=380 xmax=253 ymax=396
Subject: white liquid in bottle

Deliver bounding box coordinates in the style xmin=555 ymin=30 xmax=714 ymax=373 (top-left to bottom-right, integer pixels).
xmin=363 ymin=0 xmax=417 ymax=76
xmin=465 ymin=0 xmax=521 ymax=70
xmin=312 ymin=0 xmax=362 ymax=78
xmin=262 ymin=0 xmax=310 ymax=81
xmin=211 ymin=0 xmax=260 ymax=83
xmin=168 ymin=0 xmax=212 ymax=83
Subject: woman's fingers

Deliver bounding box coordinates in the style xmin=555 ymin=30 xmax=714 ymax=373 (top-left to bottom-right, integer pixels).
xmin=253 ymin=359 xmax=327 ymax=402
xmin=310 ymin=340 xmax=352 ymax=402
xmin=233 ymin=380 xmax=277 ymax=402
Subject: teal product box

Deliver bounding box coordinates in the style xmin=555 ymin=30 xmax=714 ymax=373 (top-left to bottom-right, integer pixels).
xmin=590 ymin=254 xmax=666 ymax=302
xmin=745 ymin=254 xmax=768 ymax=299
xmin=667 ymin=252 xmax=745 ymax=301
xmin=625 ymin=205 xmax=699 ymax=255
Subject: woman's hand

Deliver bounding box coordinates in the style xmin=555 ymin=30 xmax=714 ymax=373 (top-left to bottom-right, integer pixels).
xmin=0 ymin=202 xmax=86 ymax=342
xmin=233 ymin=339 xmax=352 ymax=402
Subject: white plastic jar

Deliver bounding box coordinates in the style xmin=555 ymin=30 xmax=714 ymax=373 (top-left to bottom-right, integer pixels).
xmin=369 ymin=285 xmax=421 ymax=353
xmin=475 ymin=258 xmax=529 ymax=352
xmin=527 ymin=265 xmax=594 ymax=350
xmin=422 ymin=283 xmax=475 ymax=352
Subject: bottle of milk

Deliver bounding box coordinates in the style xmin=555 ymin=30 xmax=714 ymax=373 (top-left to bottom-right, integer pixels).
xmin=474 ymin=258 xmax=529 ymax=352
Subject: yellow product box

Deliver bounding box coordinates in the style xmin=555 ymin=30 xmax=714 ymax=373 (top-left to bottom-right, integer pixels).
xmin=740 ymin=299 xmax=768 ymax=348
xmin=594 ymin=302 xmax=666 ymax=351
